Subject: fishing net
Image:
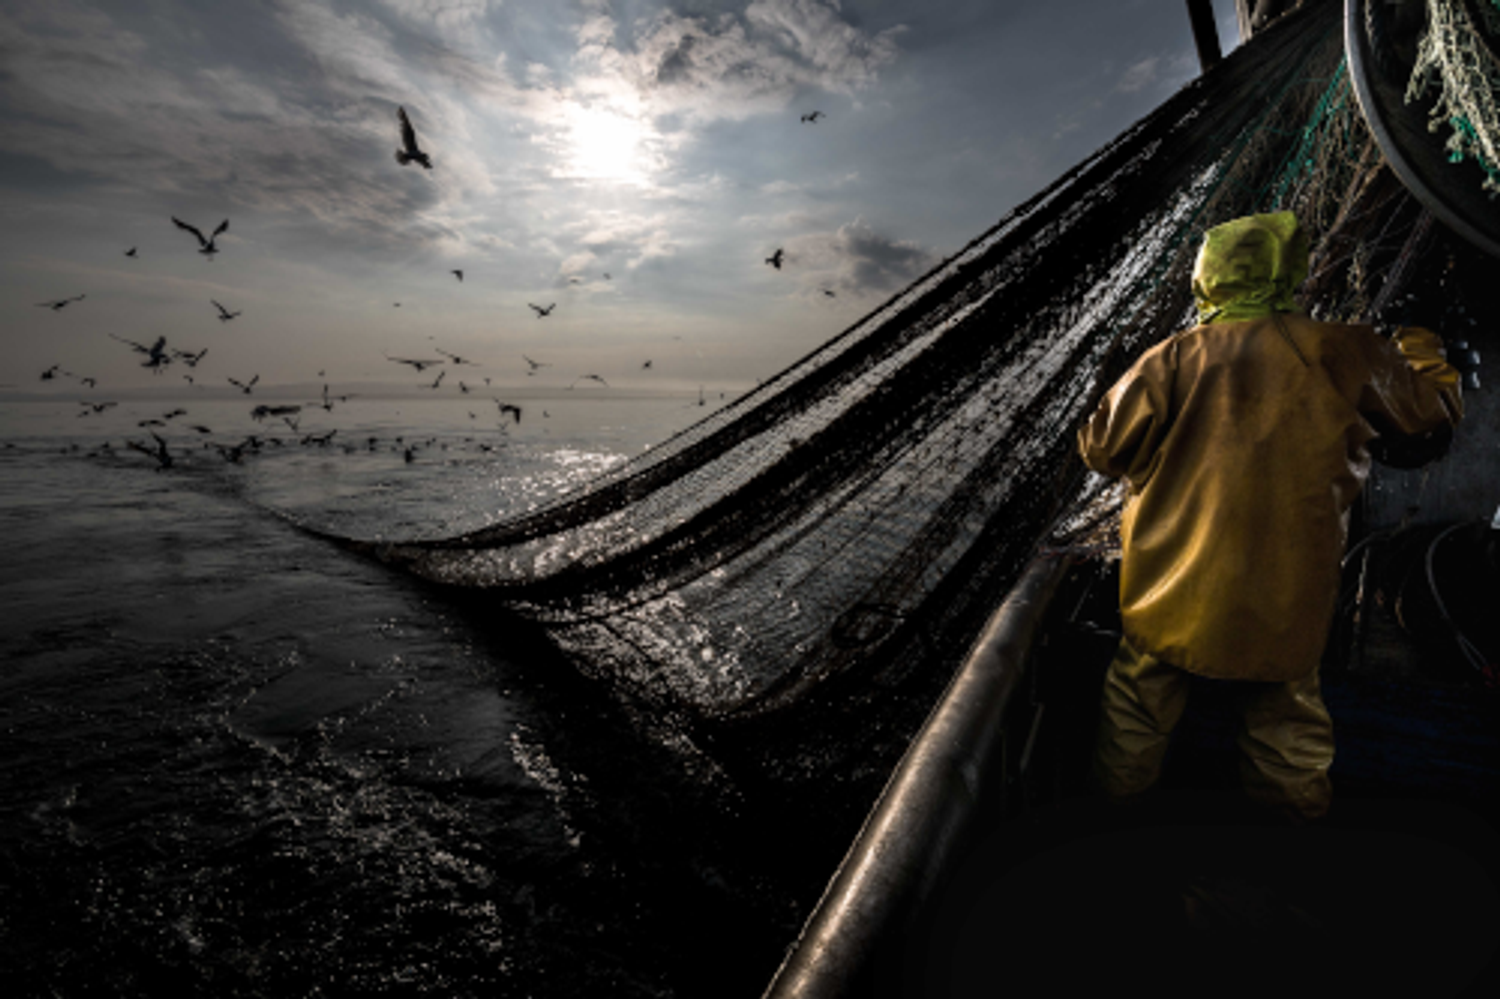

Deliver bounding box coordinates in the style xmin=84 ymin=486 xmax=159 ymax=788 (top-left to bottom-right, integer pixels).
xmin=324 ymin=0 xmax=1481 ymax=803
xmin=1405 ymin=0 xmax=1500 ymax=195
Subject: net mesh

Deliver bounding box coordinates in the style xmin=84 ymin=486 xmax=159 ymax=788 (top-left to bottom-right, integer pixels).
xmin=1406 ymin=0 xmax=1500 ymax=195
xmin=320 ymin=0 xmax=1479 ymax=799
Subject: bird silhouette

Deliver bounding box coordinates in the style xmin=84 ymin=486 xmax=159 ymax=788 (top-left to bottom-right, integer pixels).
xmin=522 ymin=355 xmax=550 ymax=375
xmin=212 ymin=300 xmax=241 ymax=321
xmin=40 ymin=365 xmax=62 ymax=381
xmin=302 ymin=429 xmax=337 ymax=446
xmin=78 ymin=375 xmax=97 ymax=388
xmin=642 ymin=360 xmax=653 ymax=369
xmin=127 ymin=431 xmax=173 ymax=470
xmin=172 ymin=217 xmax=229 ymax=258
xmin=110 ymin=334 xmax=171 ymax=372
xmin=529 ymin=303 xmax=556 ymax=317
xmin=172 ymin=347 xmax=209 ymax=367
xmin=822 ymin=288 xmax=836 ymax=297
xmin=430 ymin=369 xmax=446 ymax=389
xmin=801 ymin=111 xmax=825 ymax=123
xmin=36 ymin=294 xmax=85 ymax=311
xmin=569 ymin=374 xmax=609 ymax=389
xmin=435 ymin=348 xmax=477 ymax=365
xmin=385 ymin=354 xmax=443 ymax=372
xmin=125 ymin=247 xmax=138 ymax=258
xmin=766 ymin=249 xmax=784 ymax=269
xmin=395 ymin=106 xmax=432 ymax=169
xmin=493 ymin=399 xmax=523 ymax=424
xmin=451 ymin=269 xmax=463 ymax=282
xmin=77 ymin=401 xmax=117 ymax=416
xmin=251 ymin=403 xmax=299 ymax=420
xmin=603 ymin=272 xmax=611 ymax=280
xmin=228 ymin=374 xmax=259 ymax=394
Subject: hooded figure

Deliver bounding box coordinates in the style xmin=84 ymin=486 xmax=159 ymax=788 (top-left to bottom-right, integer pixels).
xmin=1077 ymin=211 xmax=1462 ymax=822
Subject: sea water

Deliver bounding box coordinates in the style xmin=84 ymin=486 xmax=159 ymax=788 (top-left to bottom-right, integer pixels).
xmin=0 ymin=392 xmax=802 ymax=997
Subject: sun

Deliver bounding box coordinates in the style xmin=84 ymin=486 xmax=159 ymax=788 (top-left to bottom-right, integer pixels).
xmin=562 ymin=104 xmax=656 ymax=184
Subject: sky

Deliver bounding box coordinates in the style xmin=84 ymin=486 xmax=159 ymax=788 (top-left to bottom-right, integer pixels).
xmin=0 ymin=0 xmax=1244 ymax=398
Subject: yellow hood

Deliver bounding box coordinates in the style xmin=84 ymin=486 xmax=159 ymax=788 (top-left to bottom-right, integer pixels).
xmin=1191 ymin=211 xmax=1309 ymax=324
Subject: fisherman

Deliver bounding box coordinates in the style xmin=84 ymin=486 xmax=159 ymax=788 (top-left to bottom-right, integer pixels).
xmin=1077 ymin=211 xmax=1463 ymax=825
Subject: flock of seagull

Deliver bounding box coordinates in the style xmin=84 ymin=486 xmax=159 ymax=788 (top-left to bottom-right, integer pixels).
xmin=22 ymin=104 xmax=827 ymax=470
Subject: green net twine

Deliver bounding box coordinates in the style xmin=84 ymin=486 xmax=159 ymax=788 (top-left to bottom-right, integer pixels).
xmin=1406 ymin=0 xmax=1500 ymax=196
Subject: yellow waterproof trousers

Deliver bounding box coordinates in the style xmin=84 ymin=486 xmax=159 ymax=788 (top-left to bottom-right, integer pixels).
xmin=1093 ymin=636 xmax=1335 ymax=822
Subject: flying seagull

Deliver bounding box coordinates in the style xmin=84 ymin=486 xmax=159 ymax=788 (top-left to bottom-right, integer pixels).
xmin=36 ymin=294 xmax=86 ymax=311
xmin=212 ymin=300 xmax=241 ymax=321
xmin=430 ymin=369 xmax=446 ymax=389
xmin=125 ymin=247 xmax=138 ymax=258
xmin=172 ymin=347 xmax=209 ymax=367
xmin=522 ymin=355 xmax=550 ymax=375
xmin=435 ymin=348 xmax=477 ymax=366
xmin=77 ymin=401 xmax=117 ymax=416
xmin=172 ymin=217 xmax=229 ymax=258
xmin=642 ymin=360 xmax=653 ymax=369
xmin=395 ymin=106 xmax=432 ymax=169
xmin=384 ymin=354 xmax=443 ymax=372
xmin=568 ymin=374 xmax=609 ymax=389
xmin=228 ymin=374 xmax=260 ymax=394
xmin=765 ymin=248 xmax=784 ymax=269
xmin=801 ymin=111 xmax=825 ymax=123
xmin=110 ymin=333 xmax=171 ymax=372
xmin=127 ymin=431 xmax=173 ymax=471
xmin=451 ymin=269 xmax=463 ymax=282
xmin=529 ymin=303 xmax=556 ymax=318
xmin=492 ymin=399 xmax=522 ymax=424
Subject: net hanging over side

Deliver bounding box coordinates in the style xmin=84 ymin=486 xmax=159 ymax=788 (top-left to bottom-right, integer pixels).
xmin=329 ymin=1 xmax=1423 ymax=740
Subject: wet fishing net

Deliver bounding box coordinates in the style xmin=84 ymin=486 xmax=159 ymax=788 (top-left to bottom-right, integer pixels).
xmin=1406 ymin=0 xmax=1500 ymax=195
xmin=323 ymin=0 xmax=1485 ymax=802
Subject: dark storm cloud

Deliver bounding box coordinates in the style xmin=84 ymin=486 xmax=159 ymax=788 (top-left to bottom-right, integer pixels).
xmin=784 ymin=217 xmax=938 ymax=297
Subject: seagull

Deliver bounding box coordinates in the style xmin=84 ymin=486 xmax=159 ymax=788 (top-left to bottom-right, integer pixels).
xmin=127 ymin=431 xmax=173 ymax=470
xmin=451 ymin=269 xmax=463 ymax=282
xmin=110 ymin=334 xmax=171 ymax=372
xmin=385 ymin=354 xmax=443 ymax=372
xmin=458 ymin=380 xmax=471 ymax=394
xmin=78 ymin=376 xmax=97 ymax=388
xmin=77 ymin=401 xmax=117 ymax=416
xmin=435 ymin=348 xmax=478 ymax=365
xmin=282 ymin=414 xmax=301 ymax=433
xmin=311 ymin=385 xmax=356 ymax=411
xmin=40 ymin=365 xmax=62 ymax=381
xmin=251 ymin=403 xmax=299 ymax=420
xmin=568 ymin=374 xmax=609 ymax=389
xmin=801 ymin=111 xmax=825 ymax=123
xmin=302 ymin=429 xmax=337 ymax=446
xmin=172 ymin=347 xmax=209 ymax=367
xmin=603 ymin=272 xmax=611 ymax=280
xmin=529 ymin=303 xmax=556 ymax=318
xmin=188 ymin=424 xmax=213 ymax=434
xmin=822 ymin=288 xmax=836 ymax=297
xmin=642 ymin=360 xmax=653 ymax=369
xmin=172 ymin=217 xmax=229 ymax=258
xmin=228 ymin=374 xmax=259 ymax=394
xmin=212 ymin=300 xmax=241 ymax=321
xmin=493 ymin=399 xmax=522 ymax=424
xmin=765 ymin=248 xmax=784 ymax=269
xmin=522 ymin=355 xmax=550 ymax=375
xmin=395 ymin=106 xmax=432 ymax=169
xmin=36 ymin=294 xmax=86 ymax=311
xmin=125 ymin=247 xmax=138 ymax=257
xmin=430 ymin=369 xmax=446 ymax=389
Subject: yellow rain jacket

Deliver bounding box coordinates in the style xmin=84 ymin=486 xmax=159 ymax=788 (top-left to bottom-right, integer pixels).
xmin=1078 ymin=212 xmax=1463 ymax=682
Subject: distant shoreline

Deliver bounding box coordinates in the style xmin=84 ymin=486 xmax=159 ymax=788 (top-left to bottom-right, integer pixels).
xmin=0 ymin=381 xmax=721 ymax=404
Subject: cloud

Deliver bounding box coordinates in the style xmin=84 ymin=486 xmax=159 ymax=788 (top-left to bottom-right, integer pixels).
xmin=587 ymin=0 xmax=905 ymax=123
xmin=784 ymin=217 xmax=938 ymax=296
xmin=1115 ymin=56 xmax=1159 ymax=94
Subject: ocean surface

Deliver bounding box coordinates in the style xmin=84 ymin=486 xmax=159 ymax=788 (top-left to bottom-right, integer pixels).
xmin=0 ymin=393 xmax=820 ymax=998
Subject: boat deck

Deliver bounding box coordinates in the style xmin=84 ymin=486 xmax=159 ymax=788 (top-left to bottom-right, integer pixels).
xmin=870 ymin=556 xmax=1500 ymax=997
